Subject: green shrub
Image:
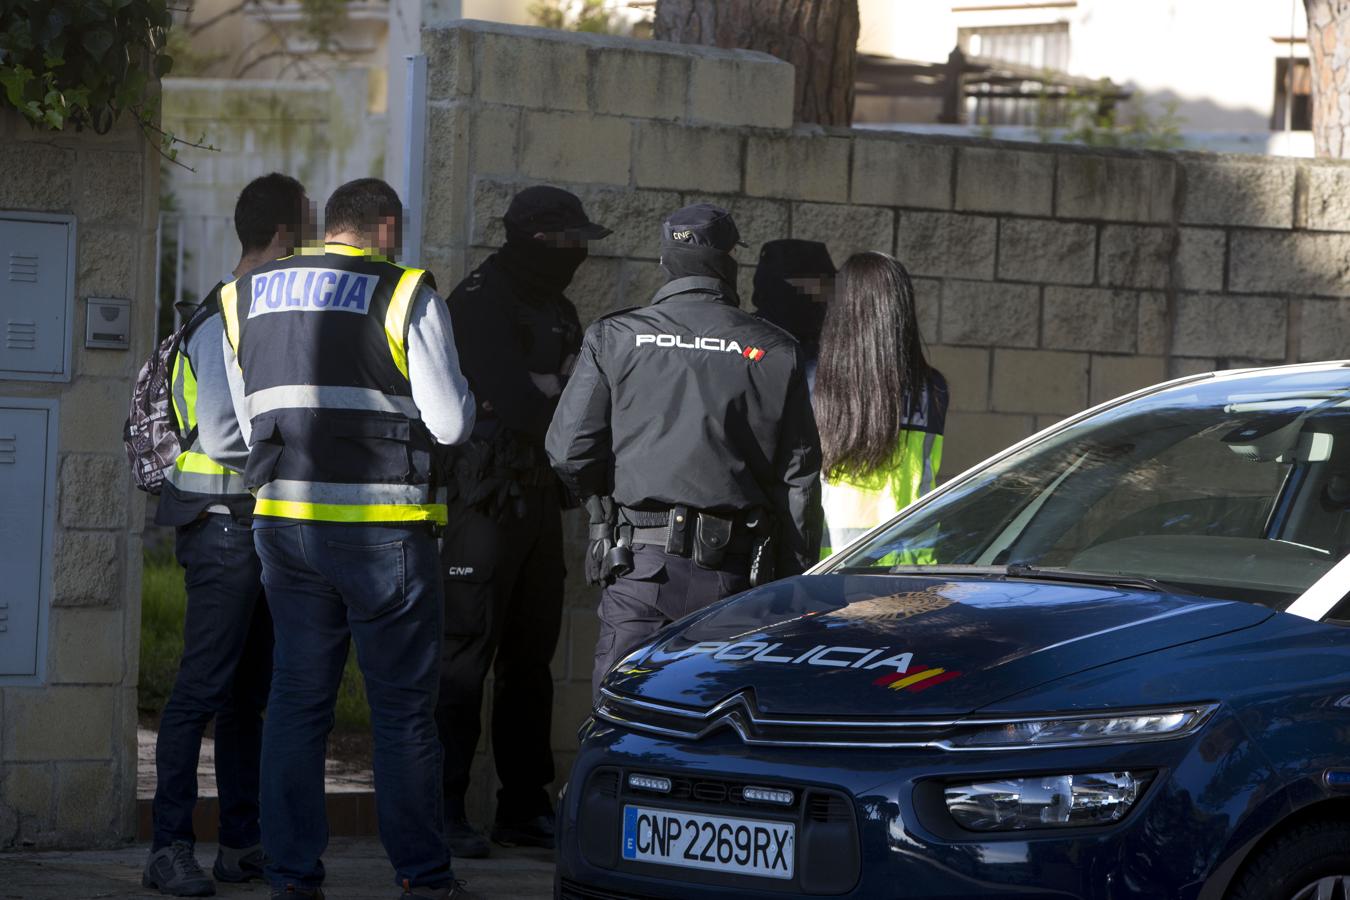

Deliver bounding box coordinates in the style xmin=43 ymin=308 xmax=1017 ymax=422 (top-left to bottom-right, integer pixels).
xmin=139 ymin=549 xmax=187 ymax=716
xmin=138 ymin=545 xmax=371 ymax=732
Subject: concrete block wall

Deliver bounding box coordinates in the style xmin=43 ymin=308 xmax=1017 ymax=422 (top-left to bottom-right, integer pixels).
xmin=418 ymin=20 xmax=1350 ymax=823
xmin=0 ymin=110 xmax=158 ymax=847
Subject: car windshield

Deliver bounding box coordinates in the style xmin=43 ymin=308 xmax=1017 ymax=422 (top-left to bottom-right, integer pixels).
xmin=826 ymin=368 xmax=1350 ymax=611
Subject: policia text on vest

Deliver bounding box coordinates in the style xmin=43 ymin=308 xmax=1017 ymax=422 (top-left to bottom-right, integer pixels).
xmin=220 ymin=244 xmax=454 ymax=525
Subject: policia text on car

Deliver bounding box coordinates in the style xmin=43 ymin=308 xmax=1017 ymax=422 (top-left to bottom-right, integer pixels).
xmin=207 ymin=178 xmax=481 ymax=900
xmin=545 ymin=203 xmax=825 ymax=695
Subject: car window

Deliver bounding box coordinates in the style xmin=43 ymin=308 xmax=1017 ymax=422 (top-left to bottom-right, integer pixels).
xmin=829 ymin=369 xmax=1350 ymax=611
xmin=1039 ymin=429 xmax=1289 ymax=563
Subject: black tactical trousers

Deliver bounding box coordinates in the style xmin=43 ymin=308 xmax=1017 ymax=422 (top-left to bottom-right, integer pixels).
xmin=435 ymin=483 xmax=565 ymax=823
xmin=593 ymin=545 xmax=751 ymax=696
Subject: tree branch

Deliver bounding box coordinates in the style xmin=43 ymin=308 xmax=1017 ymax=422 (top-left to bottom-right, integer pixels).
xmin=234 ymin=48 xmax=293 ymax=78
xmin=189 ymin=0 xmax=256 ymax=35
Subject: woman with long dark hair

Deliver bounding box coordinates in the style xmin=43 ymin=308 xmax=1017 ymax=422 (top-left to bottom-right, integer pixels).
xmin=814 ymin=251 xmax=949 ymax=554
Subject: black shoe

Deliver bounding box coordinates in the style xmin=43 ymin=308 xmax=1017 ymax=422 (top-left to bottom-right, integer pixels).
xmin=142 ymin=842 xmax=216 ymax=897
xmin=446 ymin=817 xmax=490 ymax=859
xmin=399 ymin=879 xmax=482 ymax=899
xmin=269 ymin=886 xmax=325 ymax=899
xmin=213 ymin=842 xmax=266 ymax=883
xmin=491 ymin=813 xmax=555 ymax=849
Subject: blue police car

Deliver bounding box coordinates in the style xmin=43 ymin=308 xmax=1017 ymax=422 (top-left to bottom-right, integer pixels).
xmin=557 ymin=363 xmax=1350 ymax=900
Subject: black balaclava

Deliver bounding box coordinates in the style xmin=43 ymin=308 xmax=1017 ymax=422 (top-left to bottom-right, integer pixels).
xmin=660 ymin=241 xmax=739 ymax=288
xmin=496 ymin=221 xmax=589 ymax=298
xmin=751 ymin=239 xmax=836 ymax=356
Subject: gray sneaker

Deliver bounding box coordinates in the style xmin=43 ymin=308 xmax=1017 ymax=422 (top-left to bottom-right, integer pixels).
xmin=399 ymin=879 xmax=481 ymax=899
xmin=213 ymin=842 xmax=266 ymax=883
xmin=142 ymin=842 xmax=216 ymax=897
xmin=269 ymin=887 xmax=325 ymax=899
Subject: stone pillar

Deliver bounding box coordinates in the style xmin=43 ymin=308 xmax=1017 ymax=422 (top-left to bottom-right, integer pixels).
xmin=0 ymin=108 xmax=158 ymax=848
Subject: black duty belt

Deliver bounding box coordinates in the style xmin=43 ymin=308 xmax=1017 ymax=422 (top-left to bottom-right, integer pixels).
xmin=629 ymin=525 xmax=754 ymax=554
xmin=618 ymin=508 xmax=674 ymax=527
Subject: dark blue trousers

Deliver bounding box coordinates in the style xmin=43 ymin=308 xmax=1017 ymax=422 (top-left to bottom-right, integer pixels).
xmin=593 ymin=545 xmax=751 ymax=696
xmin=436 ymin=485 xmax=566 ymax=823
xmin=152 ymin=513 xmax=272 ymax=851
xmin=253 ymin=523 xmax=453 ymax=892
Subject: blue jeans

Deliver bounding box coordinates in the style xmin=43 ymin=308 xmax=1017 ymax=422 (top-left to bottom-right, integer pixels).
xmin=153 ymin=513 xmax=272 ymax=851
xmin=254 ymin=523 xmax=453 ymax=891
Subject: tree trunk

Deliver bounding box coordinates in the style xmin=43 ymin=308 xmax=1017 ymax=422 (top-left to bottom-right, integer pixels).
xmin=654 ymin=0 xmax=860 ymax=126
xmin=1306 ymin=0 xmax=1350 ymax=156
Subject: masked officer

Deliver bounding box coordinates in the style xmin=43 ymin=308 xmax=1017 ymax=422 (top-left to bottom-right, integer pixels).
xmin=545 ymin=203 xmax=824 ymax=696
xmin=142 ymin=173 xmax=308 ymax=898
xmin=436 ymin=186 xmax=610 ymax=857
xmin=750 ymin=238 xmax=836 ymax=387
xmin=209 ymin=178 xmax=479 ymax=900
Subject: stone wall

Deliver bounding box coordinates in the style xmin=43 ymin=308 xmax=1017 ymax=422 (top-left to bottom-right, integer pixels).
xmin=0 ymin=111 xmax=158 ymax=846
xmin=417 ymin=20 xmax=1350 ymax=822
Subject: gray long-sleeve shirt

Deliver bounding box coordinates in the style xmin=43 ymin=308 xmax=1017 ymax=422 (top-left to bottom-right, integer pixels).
xmin=204 ymin=284 xmax=476 ymax=471
xmin=190 ymin=313 xmax=251 ymax=474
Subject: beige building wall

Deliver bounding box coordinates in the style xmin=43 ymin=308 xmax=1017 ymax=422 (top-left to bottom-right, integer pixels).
xmin=858 ymin=0 xmax=1308 ymax=132
xmin=418 ymin=19 xmax=1350 ymax=822
xmin=0 ymin=110 xmax=158 ymax=847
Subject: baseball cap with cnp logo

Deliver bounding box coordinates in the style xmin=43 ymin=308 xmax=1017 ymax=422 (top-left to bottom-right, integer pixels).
xmin=660 ymin=203 xmax=747 ymax=252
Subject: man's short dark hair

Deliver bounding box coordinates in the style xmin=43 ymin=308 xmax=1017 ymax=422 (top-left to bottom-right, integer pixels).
xmin=234 ymin=173 xmax=306 ymax=253
xmin=325 ymin=178 xmax=402 ymax=236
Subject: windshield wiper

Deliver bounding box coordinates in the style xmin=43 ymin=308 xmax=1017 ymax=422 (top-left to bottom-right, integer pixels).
xmin=1004 ymin=564 xmax=1194 ymax=595
xmin=883 ymin=562 xmax=1194 ymax=595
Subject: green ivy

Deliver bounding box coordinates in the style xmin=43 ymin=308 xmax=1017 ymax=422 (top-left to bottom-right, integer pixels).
xmin=0 ymin=0 xmax=191 ymax=159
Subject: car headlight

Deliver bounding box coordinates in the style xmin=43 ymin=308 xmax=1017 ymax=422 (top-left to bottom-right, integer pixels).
xmin=944 ymin=705 xmax=1217 ymax=749
xmin=945 ymin=771 xmax=1147 ymax=831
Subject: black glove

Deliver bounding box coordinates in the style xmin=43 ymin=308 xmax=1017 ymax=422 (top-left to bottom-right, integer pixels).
xmin=585 ymin=535 xmax=612 ymax=586
xmin=584 ymin=495 xmax=617 ymax=586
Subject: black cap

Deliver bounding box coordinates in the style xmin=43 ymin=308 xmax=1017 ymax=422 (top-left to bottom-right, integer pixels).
xmin=661 ymin=203 xmax=747 ymax=252
xmin=756 ymin=239 xmax=837 ymax=280
xmin=503 ymin=186 xmax=611 ymax=241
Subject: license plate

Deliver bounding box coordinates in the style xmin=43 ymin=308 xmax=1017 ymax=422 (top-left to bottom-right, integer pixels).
xmin=621 ymin=805 xmax=795 ymax=880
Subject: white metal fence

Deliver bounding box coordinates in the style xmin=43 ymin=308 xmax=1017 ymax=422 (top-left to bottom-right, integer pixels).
xmin=156 ymin=212 xmax=238 ymax=331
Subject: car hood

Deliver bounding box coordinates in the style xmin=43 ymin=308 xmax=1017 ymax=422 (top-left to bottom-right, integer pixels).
xmin=603 ymin=574 xmax=1274 ymax=717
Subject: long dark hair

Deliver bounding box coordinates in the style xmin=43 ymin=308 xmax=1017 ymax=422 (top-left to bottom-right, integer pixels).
xmin=814 ymin=252 xmax=932 ymax=479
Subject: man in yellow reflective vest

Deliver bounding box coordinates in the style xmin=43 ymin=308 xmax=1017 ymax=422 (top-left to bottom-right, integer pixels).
xmin=209 ymin=178 xmax=479 ymax=900
xmin=143 ymin=173 xmax=309 ymax=898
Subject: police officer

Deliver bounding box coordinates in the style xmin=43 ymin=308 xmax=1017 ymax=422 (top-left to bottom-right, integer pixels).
xmin=545 ymin=204 xmax=824 ymax=696
xmin=143 ymin=173 xmax=308 ymax=898
xmin=209 ymin=178 xmax=479 ymax=900
xmin=436 ymin=186 xmax=610 ymax=857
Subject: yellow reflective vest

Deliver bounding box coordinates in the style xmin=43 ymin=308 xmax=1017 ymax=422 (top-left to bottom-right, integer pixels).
xmin=821 ymin=371 xmax=948 ymax=557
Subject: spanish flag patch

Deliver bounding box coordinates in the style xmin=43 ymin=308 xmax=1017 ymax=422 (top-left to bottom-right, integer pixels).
xmin=742 ymin=346 xmax=766 ymax=362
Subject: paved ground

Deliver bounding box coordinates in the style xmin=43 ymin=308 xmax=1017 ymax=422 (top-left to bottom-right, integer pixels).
xmin=0 ymin=838 xmax=555 ymax=899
